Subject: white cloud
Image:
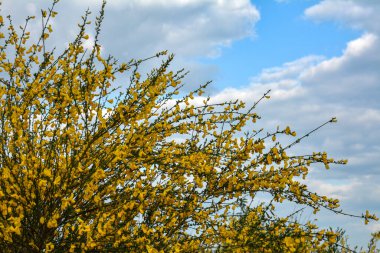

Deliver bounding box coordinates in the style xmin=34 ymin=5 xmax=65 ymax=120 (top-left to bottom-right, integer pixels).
xmin=257 ymin=56 xmax=324 ymax=83
xmin=345 ymin=33 xmax=378 ymax=56
xmin=61 ymin=0 xmax=260 ymax=58
xmin=305 ymin=1 xmax=371 ymax=22
xmin=306 ymin=179 xmax=360 ymax=200
xmin=301 ymin=33 xmax=378 ymax=81
xmin=304 ymin=0 xmax=380 ymax=33
xmin=1 ymin=0 xmax=259 ymax=91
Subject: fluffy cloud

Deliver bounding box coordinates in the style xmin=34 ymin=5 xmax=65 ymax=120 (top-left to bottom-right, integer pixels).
xmin=305 ymin=0 xmax=380 ymax=33
xmin=1 ymin=0 xmax=259 ymax=91
xmin=63 ymin=0 xmax=258 ymax=58
xmin=1 ymin=0 xmax=259 ymax=57
xmin=89 ymin=0 xmax=259 ymax=58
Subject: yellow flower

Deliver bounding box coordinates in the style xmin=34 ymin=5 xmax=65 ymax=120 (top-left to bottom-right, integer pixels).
xmin=47 ymin=219 xmax=57 ymax=228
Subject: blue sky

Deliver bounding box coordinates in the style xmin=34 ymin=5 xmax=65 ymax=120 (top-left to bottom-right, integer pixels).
xmin=205 ymin=0 xmax=361 ymax=90
xmin=3 ymin=0 xmax=380 ymax=249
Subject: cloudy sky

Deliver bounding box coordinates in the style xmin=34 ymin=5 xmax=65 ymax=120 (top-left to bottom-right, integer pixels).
xmin=2 ymin=0 xmax=380 ymax=248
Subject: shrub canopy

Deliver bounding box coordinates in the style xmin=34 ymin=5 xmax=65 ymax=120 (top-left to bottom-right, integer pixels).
xmin=0 ymin=1 xmax=377 ymax=252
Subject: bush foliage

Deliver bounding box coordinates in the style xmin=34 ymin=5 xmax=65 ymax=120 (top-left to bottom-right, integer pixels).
xmin=0 ymin=1 xmax=378 ymax=252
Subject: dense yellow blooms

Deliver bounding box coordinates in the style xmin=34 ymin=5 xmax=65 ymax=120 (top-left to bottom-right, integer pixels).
xmin=0 ymin=1 xmax=378 ymax=252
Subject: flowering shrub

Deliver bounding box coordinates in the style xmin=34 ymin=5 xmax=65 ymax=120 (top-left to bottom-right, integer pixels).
xmin=0 ymin=1 xmax=377 ymax=252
